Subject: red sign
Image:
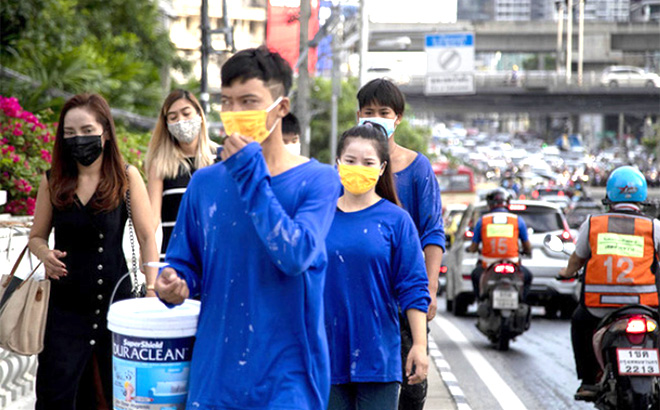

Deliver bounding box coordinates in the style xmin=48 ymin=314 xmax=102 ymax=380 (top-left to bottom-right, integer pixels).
xmin=266 ymin=0 xmax=319 ymax=74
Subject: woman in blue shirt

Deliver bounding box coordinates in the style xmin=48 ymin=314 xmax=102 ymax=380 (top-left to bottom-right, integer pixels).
xmin=324 ymin=123 xmax=430 ymax=410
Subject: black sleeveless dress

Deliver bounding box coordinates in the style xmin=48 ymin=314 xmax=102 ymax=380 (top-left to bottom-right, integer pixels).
xmin=36 ymin=191 xmax=133 ymax=409
xmin=160 ymin=157 xmax=196 ymax=259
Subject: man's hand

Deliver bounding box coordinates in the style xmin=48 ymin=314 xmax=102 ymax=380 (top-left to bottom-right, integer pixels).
xmin=427 ymin=293 xmax=437 ymax=321
xmin=155 ymin=268 xmax=189 ymax=305
xmin=220 ymin=133 xmax=253 ymax=161
xmin=405 ymin=344 xmax=429 ymax=385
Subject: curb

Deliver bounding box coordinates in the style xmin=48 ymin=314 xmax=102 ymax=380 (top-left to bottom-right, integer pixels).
xmin=428 ymin=335 xmax=472 ymax=410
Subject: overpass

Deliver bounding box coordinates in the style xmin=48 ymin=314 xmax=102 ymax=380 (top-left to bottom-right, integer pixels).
xmin=370 ymin=21 xmax=660 ymax=63
xmin=399 ymin=72 xmax=660 ymax=114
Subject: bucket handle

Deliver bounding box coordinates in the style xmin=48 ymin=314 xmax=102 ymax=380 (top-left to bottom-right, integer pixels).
xmin=109 ymin=272 xmax=140 ymax=307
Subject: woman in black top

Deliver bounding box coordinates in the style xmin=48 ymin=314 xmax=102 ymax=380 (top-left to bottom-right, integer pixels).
xmin=28 ymin=93 xmax=158 ymax=409
xmin=145 ymin=90 xmax=217 ymax=259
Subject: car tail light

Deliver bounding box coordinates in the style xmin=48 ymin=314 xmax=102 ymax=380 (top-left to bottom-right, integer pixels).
xmin=518 ymin=194 xmax=526 ymax=200
xmin=494 ymin=264 xmax=516 ymax=274
xmin=509 ymin=204 xmax=526 ymax=211
xmin=462 ymin=274 xmax=472 ymax=281
xmin=464 ymin=230 xmax=474 ymax=239
xmin=439 ymin=266 xmax=448 ymax=274
xmin=561 ymin=230 xmax=572 ymax=242
xmin=532 ymin=190 xmax=539 ymax=199
xmin=558 ymin=190 xmax=565 ymax=197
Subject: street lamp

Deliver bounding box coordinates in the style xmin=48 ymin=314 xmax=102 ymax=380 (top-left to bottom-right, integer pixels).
xmin=577 ymin=0 xmax=586 ymax=86
xmin=555 ymin=1 xmax=564 ymax=75
xmin=566 ymin=0 xmax=573 ymax=85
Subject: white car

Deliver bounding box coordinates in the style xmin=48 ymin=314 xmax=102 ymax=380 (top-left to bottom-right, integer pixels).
xmin=600 ymin=66 xmax=660 ymax=88
xmin=444 ymin=200 xmax=579 ymax=318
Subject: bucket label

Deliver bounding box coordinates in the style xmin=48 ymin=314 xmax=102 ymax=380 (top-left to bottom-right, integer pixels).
xmin=112 ymin=334 xmax=195 ymax=410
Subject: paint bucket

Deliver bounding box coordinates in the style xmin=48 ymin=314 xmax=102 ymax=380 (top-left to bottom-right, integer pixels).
xmin=107 ymin=298 xmax=200 ymax=410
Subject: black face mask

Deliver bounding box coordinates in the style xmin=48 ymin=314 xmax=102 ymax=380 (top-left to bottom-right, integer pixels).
xmin=63 ymin=135 xmax=103 ymax=166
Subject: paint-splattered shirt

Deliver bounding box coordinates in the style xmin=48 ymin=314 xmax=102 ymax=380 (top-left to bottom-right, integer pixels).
xmin=165 ymin=142 xmax=341 ymax=410
xmin=324 ymin=198 xmax=430 ymax=384
xmin=394 ymin=152 xmax=446 ymax=251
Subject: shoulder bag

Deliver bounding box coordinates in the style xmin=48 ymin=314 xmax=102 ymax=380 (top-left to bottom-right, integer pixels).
xmin=0 ymin=244 xmax=50 ymax=355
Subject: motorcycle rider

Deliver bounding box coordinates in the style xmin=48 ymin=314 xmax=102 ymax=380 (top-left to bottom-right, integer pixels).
xmin=467 ymin=188 xmax=533 ymax=300
xmin=558 ymin=166 xmax=660 ymax=400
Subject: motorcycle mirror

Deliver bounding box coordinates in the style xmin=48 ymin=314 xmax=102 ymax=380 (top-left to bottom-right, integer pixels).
xmin=543 ymin=234 xmax=564 ymax=253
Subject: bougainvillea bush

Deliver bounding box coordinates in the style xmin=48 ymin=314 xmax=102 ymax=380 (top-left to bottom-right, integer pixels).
xmin=0 ymin=95 xmax=56 ymax=215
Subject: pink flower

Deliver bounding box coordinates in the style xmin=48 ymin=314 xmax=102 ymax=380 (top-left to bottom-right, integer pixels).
xmin=12 ymin=154 xmax=20 ymax=163
xmin=14 ymin=178 xmax=32 ymax=193
xmin=12 ymin=128 xmax=23 ymax=136
xmin=41 ymin=149 xmax=52 ymax=163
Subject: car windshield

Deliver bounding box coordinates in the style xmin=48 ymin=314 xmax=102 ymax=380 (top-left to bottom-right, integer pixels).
xmin=469 ymin=205 xmax=565 ymax=234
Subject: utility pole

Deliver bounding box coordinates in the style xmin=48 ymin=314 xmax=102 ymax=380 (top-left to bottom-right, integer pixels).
xmin=577 ymin=0 xmax=585 ymax=86
xmin=200 ymin=0 xmax=234 ymax=114
xmin=555 ymin=1 xmax=564 ymax=75
xmin=566 ymin=0 xmax=573 ymax=85
xmin=330 ymin=3 xmax=342 ymax=162
xmin=358 ymin=0 xmax=369 ymax=87
xmin=298 ymin=0 xmax=312 ymax=157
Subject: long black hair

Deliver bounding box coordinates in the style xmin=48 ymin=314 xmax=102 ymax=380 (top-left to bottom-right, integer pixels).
xmin=337 ymin=122 xmax=401 ymax=206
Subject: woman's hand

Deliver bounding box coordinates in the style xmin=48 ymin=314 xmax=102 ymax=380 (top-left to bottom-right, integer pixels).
xmin=405 ymin=344 xmax=429 ymax=385
xmin=42 ymin=249 xmax=67 ymax=279
xmin=154 ymin=268 xmax=189 ymax=305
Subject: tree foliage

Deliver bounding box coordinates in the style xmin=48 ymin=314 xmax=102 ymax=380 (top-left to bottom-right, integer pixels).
xmin=0 ymin=0 xmax=188 ymax=117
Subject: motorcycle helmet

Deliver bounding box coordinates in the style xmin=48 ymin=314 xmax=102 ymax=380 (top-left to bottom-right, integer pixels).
xmin=486 ymin=188 xmax=511 ymax=210
xmin=606 ymin=166 xmax=647 ymax=203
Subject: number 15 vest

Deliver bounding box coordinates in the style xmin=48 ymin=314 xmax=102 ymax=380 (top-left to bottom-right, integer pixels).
xmin=480 ymin=212 xmax=520 ymax=267
xmin=584 ymin=213 xmax=658 ymax=308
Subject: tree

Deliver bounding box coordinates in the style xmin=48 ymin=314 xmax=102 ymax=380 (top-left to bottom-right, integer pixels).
xmin=0 ymin=0 xmax=188 ymax=117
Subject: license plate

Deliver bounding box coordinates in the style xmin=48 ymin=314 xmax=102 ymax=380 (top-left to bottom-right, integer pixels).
xmin=493 ymin=289 xmax=518 ymax=310
xmin=617 ymin=348 xmax=660 ymax=376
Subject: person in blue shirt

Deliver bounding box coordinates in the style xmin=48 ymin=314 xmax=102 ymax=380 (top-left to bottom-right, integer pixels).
xmin=467 ymin=188 xmax=533 ymax=300
xmin=356 ymin=78 xmax=444 ymax=410
xmin=325 ymin=122 xmax=430 ymax=410
xmin=154 ymin=47 xmax=342 ymax=410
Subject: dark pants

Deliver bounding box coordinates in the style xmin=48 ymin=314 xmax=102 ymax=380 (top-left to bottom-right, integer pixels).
xmin=398 ymin=313 xmax=428 ymax=410
xmin=571 ymin=305 xmax=601 ymax=384
xmin=328 ymin=382 xmax=400 ymax=410
xmin=471 ymin=264 xmax=532 ymax=301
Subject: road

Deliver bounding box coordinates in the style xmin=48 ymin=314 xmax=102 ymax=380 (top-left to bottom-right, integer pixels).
xmin=431 ymin=297 xmax=592 ymax=410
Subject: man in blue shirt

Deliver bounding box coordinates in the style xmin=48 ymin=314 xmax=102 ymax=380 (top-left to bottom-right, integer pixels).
xmin=356 ymin=78 xmax=445 ymax=410
xmin=155 ymin=47 xmax=341 ymax=410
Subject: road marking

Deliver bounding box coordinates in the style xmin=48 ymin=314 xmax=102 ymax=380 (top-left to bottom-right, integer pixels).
xmin=434 ymin=315 xmax=528 ymax=410
xmin=428 ymin=336 xmax=472 ymax=409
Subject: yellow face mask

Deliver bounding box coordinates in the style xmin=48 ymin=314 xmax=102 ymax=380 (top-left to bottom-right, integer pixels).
xmin=338 ymin=163 xmax=382 ymax=195
xmin=220 ymin=96 xmax=283 ymax=143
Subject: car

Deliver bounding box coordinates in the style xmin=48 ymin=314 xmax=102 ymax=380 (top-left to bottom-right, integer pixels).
xmin=444 ymin=200 xmax=579 ymax=318
xmin=565 ymin=201 xmax=605 ymax=229
xmin=443 ymin=204 xmax=467 ymax=249
xmin=600 ymin=66 xmax=660 ymax=88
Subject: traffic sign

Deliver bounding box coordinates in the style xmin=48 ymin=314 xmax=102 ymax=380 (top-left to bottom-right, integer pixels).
xmin=425 ymin=33 xmax=475 ymax=95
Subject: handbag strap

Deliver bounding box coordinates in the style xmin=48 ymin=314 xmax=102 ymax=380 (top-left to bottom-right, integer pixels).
xmin=3 ymin=245 xmax=43 ymax=289
xmin=125 ymin=168 xmax=139 ymax=296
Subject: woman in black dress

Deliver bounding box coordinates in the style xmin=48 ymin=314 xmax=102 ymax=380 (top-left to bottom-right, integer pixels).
xmin=145 ymin=90 xmax=217 ymax=260
xmin=28 ymin=93 xmax=159 ymax=409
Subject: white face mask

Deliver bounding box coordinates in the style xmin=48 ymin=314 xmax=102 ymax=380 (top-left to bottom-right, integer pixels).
xmin=358 ymin=117 xmax=397 ymax=138
xmin=168 ymin=116 xmax=202 ymax=144
xmin=284 ymin=142 xmax=301 ymax=156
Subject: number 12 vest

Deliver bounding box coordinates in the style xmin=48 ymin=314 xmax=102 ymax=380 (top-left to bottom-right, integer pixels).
xmin=584 ymin=213 xmax=658 ymax=308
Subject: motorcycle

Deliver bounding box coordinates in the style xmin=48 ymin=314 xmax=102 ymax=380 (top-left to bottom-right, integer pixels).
xmin=475 ymin=260 xmax=531 ymax=351
xmin=544 ymin=234 xmax=660 ymax=410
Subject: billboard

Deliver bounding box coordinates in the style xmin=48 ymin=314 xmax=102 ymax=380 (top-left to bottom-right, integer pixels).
xmin=266 ymin=0 xmax=320 ymax=74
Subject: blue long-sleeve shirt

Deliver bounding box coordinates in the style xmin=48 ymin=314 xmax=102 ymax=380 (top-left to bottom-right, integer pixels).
xmin=395 ymin=153 xmax=446 ymax=251
xmin=324 ymin=199 xmax=430 ymax=384
xmin=164 ymin=142 xmax=341 ymax=410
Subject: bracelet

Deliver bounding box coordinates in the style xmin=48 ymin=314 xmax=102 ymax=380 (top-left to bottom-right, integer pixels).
xmin=146 ymin=284 xmax=155 ymax=291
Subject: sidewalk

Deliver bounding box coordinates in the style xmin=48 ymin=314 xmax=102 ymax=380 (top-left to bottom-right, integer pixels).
xmin=426 ymin=342 xmax=459 ymax=410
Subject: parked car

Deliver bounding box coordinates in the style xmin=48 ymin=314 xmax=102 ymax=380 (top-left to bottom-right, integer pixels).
xmin=600 ymin=66 xmax=660 ymax=88
xmin=444 ymin=200 xmax=578 ymax=318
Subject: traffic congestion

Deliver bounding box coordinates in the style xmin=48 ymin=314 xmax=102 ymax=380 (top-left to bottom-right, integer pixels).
xmin=432 ymin=125 xmax=660 ymax=409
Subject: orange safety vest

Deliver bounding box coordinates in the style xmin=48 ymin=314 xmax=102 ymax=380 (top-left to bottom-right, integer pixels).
xmin=584 ymin=213 xmax=658 ymax=308
xmin=480 ymin=212 xmax=520 ymax=267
